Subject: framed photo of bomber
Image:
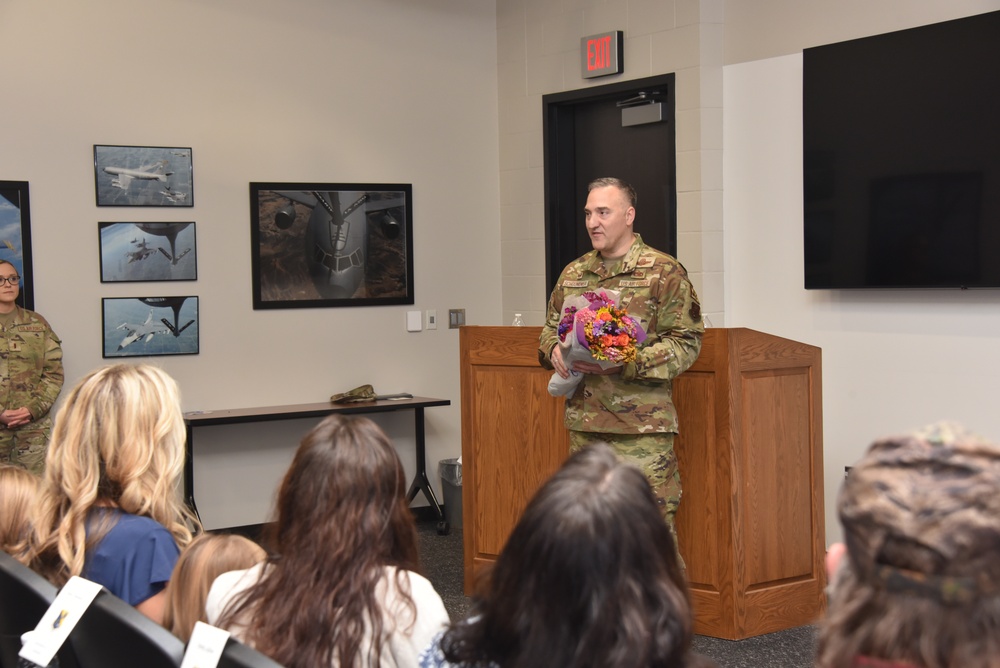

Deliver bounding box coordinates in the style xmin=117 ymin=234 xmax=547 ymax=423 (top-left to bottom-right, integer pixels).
xmin=101 ymin=296 xmax=200 ymax=358
xmin=0 ymin=181 xmax=34 ymax=310
xmin=99 ymin=222 xmax=197 ymax=283
xmin=249 ymin=182 xmax=414 ymax=309
xmin=93 ymin=144 xmax=194 ymax=207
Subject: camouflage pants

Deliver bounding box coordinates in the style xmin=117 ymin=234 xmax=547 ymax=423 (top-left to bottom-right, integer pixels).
xmin=0 ymin=419 xmax=51 ymax=475
xmin=568 ymin=430 xmax=681 ymax=530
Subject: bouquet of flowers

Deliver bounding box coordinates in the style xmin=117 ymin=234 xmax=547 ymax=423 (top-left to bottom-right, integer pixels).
xmin=547 ymin=289 xmax=647 ymax=397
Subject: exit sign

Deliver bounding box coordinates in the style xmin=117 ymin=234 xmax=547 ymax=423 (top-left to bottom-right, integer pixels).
xmin=580 ymin=31 xmax=623 ymax=79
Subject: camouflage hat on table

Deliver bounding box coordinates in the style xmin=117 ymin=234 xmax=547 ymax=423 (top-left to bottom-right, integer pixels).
xmin=330 ymin=384 xmax=377 ymax=404
xmin=839 ymin=421 xmax=1000 ymax=605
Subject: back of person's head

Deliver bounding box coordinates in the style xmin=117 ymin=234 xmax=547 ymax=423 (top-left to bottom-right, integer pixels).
xmin=163 ymin=532 xmax=266 ymax=642
xmin=0 ymin=464 xmax=39 ymax=554
xmin=442 ymin=442 xmax=693 ymax=668
xmin=26 ymin=363 xmax=199 ymax=583
xmin=817 ymin=422 xmax=1000 ymax=668
xmin=218 ymin=414 xmax=420 ymax=668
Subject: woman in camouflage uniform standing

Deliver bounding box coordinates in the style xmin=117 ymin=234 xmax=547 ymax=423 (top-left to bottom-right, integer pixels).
xmin=0 ymin=259 xmax=63 ymax=474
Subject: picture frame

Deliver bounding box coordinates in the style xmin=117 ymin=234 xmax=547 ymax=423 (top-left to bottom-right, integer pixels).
xmin=94 ymin=144 xmax=194 ymax=207
xmin=250 ymin=182 xmax=414 ymax=309
xmin=99 ymin=222 xmax=197 ymax=283
xmin=102 ymin=296 xmax=200 ymax=358
xmin=0 ymin=181 xmax=35 ymax=310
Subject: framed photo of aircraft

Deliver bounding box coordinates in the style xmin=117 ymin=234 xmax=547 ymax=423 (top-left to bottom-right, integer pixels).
xmin=250 ymin=182 xmax=414 ymax=309
xmin=99 ymin=222 xmax=197 ymax=283
xmin=0 ymin=181 xmax=34 ymax=310
xmin=93 ymin=144 xmax=194 ymax=207
xmin=101 ymin=296 xmax=200 ymax=358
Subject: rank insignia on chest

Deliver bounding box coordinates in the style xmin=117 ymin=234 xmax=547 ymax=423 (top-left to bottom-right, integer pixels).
xmin=636 ymin=256 xmax=655 ymax=269
xmin=562 ymin=280 xmax=590 ymax=288
xmin=8 ymin=342 xmax=21 ymax=352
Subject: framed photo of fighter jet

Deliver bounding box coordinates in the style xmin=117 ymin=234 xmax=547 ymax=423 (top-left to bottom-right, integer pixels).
xmin=93 ymin=144 xmax=194 ymax=207
xmin=0 ymin=181 xmax=34 ymax=310
xmin=249 ymin=182 xmax=414 ymax=309
xmin=102 ymin=296 xmax=200 ymax=358
xmin=99 ymin=222 xmax=198 ymax=283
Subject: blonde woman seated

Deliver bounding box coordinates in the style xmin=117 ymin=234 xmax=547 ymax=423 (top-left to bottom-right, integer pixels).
xmin=21 ymin=364 xmax=201 ymax=624
xmin=163 ymin=533 xmax=266 ymax=643
xmin=0 ymin=463 xmax=39 ymax=554
xmin=206 ymin=414 xmax=449 ymax=668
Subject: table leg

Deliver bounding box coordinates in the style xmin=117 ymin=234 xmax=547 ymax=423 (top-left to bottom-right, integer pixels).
xmin=184 ymin=423 xmax=201 ymax=522
xmin=405 ymin=408 xmax=445 ymax=524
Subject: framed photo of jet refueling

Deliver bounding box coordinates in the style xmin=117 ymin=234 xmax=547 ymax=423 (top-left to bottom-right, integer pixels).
xmin=101 ymin=296 xmax=200 ymax=358
xmin=249 ymin=182 xmax=414 ymax=309
xmin=93 ymin=144 xmax=194 ymax=207
xmin=0 ymin=181 xmax=35 ymax=310
xmin=99 ymin=222 xmax=198 ymax=283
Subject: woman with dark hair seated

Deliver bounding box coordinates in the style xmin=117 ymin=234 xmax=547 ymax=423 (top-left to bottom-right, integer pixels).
xmin=206 ymin=414 xmax=449 ymax=668
xmin=421 ymin=442 xmax=717 ymax=668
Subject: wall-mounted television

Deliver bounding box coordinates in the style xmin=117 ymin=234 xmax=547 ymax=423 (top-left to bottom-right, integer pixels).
xmin=803 ymin=11 xmax=1000 ymax=289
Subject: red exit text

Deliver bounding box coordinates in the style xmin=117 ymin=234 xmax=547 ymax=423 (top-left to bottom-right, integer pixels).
xmin=587 ymin=35 xmax=613 ymax=71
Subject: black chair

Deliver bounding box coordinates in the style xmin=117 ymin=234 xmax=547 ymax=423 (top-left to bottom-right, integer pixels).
xmin=0 ymin=552 xmax=59 ymax=668
xmin=66 ymin=589 xmax=183 ymax=668
xmin=214 ymin=637 xmax=284 ymax=668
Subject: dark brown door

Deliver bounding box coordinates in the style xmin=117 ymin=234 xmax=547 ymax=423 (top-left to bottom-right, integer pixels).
xmin=543 ymin=73 xmax=676 ymax=292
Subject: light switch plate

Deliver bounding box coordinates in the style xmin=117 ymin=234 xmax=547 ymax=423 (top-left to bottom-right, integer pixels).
xmin=406 ymin=310 xmax=422 ymax=332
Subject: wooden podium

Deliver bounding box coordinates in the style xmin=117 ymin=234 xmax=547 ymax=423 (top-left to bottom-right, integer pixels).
xmin=459 ymin=326 xmax=825 ymax=639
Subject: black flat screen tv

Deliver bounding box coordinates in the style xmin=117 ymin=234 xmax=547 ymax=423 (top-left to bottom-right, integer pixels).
xmin=803 ymin=11 xmax=1000 ymax=289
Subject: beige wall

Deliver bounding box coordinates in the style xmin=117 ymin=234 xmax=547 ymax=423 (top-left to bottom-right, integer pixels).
xmin=1 ymin=0 xmax=500 ymax=527
xmin=5 ymin=0 xmax=1000 ymax=537
xmin=496 ymin=0 xmax=726 ymax=327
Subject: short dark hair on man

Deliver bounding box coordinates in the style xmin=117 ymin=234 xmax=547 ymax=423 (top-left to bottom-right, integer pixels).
xmin=588 ymin=177 xmax=637 ymax=208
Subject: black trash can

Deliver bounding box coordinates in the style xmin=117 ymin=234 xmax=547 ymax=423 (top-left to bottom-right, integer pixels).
xmin=439 ymin=457 xmax=462 ymax=531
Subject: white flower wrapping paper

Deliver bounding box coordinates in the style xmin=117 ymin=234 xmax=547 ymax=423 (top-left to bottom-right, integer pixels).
xmin=547 ymin=291 xmax=623 ymax=398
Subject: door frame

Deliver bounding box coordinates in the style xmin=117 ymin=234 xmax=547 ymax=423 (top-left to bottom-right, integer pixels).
xmin=542 ymin=73 xmax=676 ymax=292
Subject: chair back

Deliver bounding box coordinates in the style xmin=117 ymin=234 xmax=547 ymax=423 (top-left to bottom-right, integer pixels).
xmin=67 ymin=589 xmax=184 ymax=668
xmin=0 ymin=552 xmax=57 ymax=668
xmin=215 ymin=637 xmax=284 ymax=668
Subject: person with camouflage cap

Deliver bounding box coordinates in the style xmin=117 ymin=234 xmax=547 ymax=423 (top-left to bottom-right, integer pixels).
xmin=817 ymin=421 xmax=1000 ymax=668
xmin=539 ymin=177 xmax=703 ymax=534
xmin=0 ymin=259 xmax=63 ymax=475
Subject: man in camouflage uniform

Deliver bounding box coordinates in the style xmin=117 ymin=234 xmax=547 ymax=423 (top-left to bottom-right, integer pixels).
xmin=539 ymin=177 xmax=703 ymax=534
xmin=0 ymin=260 xmax=63 ymax=474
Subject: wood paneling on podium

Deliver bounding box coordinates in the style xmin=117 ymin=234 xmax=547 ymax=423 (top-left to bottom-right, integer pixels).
xmin=460 ymin=326 xmax=569 ymax=592
xmin=673 ymin=327 xmax=825 ymax=639
xmin=459 ymin=326 xmax=825 ymax=639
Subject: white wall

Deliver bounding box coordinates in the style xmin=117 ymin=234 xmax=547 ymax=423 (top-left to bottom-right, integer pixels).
xmin=723 ymin=4 xmax=1000 ymax=542
xmin=1 ymin=0 xmax=500 ymax=527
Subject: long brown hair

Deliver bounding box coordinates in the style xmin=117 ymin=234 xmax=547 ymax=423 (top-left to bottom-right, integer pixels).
xmin=441 ymin=442 xmax=694 ymax=668
xmin=216 ymin=414 xmax=420 ymax=667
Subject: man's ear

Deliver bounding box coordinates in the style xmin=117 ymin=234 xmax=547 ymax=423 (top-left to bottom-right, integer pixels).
xmin=625 ymin=206 xmax=636 ymax=226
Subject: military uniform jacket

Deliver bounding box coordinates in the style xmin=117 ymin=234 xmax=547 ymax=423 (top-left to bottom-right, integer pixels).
xmin=0 ymin=307 xmax=64 ymax=421
xmin=539 ymin=235 xmax=703 ymax=435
